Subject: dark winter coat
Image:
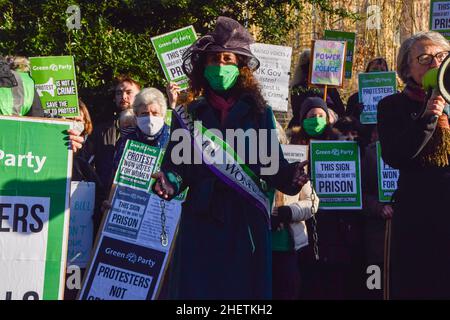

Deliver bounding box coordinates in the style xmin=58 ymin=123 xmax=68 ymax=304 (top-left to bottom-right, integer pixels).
xmin=377 ymin=92 xmax=450 ymax=299
xmin=160 ymin=95 xmax=301 ymax=299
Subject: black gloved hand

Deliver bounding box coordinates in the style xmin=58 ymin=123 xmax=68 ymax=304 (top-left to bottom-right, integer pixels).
xmin=277 ymin=205 xmax=293 ymax=224
xmin=271 ymin=206 xmax=292 ymax=230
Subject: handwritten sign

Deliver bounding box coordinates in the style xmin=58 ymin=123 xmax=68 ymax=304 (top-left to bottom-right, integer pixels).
xmin=251 ymin=43 xmax=292 ymax=112
xmin=68 ymin=181 xmax=95 ymax=269
xmin=309 ymin=40 xmax=346 ymax=87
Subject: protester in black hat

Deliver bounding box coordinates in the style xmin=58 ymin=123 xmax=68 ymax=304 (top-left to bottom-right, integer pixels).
xmin=151 ymin=16 xmax=309 ymax=299
xmin=288 ymin=97 xmax=365 ymax=300
xmin=289 ymin=96 xmax=339 ymax=145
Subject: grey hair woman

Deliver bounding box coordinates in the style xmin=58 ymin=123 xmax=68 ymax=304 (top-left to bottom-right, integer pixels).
xmin=377 ymin=30 xmax=450 ymax=299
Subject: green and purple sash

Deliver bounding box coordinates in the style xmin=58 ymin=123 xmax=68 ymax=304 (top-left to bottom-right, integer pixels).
xmin=173 ymin=105 xmax=272 ymax=224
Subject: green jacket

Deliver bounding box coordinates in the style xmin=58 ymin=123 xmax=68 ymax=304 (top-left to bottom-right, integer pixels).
xmin=0 ymin=71 xmax=36 ymax=116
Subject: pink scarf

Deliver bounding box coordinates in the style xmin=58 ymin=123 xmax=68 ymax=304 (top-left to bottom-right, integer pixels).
xmin=206 ymin=90 xmax=237 ymax=125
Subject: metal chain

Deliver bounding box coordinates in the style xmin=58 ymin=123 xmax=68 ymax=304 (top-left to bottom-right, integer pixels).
xmin=160 ymin=199 xmax=168 ymax=247
xmin=310 ymin=178 xmax=320 ymax=261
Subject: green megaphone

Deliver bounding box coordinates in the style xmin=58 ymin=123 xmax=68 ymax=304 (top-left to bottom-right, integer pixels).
xmin=415 ymin=54 xmax=450 ymax=119
xmin=422 ymin=68 xmax=439 ymax=92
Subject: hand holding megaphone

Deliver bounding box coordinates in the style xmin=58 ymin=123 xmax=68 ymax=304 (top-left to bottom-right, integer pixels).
xmin=420 ymin=60 xmax=450 ymax=120
xmin=424 ymin=88 xmax=446 ymax=119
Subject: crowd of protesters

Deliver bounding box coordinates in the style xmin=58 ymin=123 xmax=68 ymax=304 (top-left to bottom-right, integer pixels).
xmin=0 ymin=15 xmax=449 ymax=300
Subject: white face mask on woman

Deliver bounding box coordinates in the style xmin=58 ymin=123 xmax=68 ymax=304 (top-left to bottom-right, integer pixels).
xmin=136 ymin=115 xmax=165 ymax=137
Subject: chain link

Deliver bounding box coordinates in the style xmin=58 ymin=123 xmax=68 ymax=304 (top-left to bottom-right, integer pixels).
xmin=160 ymin=199 xmax=168 ymax=247
xmin=310 ymin=178 xmax=319 ymax=261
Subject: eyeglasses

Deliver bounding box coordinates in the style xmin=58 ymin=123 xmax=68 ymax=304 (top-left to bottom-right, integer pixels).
xmin=416 ymin=51 xmax=450 ymax=65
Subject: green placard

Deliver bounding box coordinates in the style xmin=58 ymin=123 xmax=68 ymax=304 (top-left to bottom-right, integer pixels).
xmin=114 ymin=140 xmax=162 ymax=192
xmin=310 ymin=141 xmax=361 ymax=209
xmin=324 ymin=30 xmax=356 ymax=79
xmin=376 ymin=142 xmax=399 ymax=202
xmin=151 ymin=26 xmax=197 ymax=90
xmin=430 ymin=0 xmax=450 ymax=40
xmin=358 ymin=71 xmax=396 ymax=124
xmin=29 ymin=56 xmax=79 ymax=117
xmin=0 ymin=116 xmax=72 ymax=300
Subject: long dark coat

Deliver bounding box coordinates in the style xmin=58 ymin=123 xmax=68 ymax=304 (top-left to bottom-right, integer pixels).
xmin=378 ymin=92 xmax=450 ymax=299
xmin=160 ymin=95 xmax=301 ymax=299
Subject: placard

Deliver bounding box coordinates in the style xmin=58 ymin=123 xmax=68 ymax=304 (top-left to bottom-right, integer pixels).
xmin=376 ymin=142 xmax=399 ymax=202
xmin=29 ymin=56 xmax=79 ymax=117
xmin=324 ymin=30 xmax=356 ymax=79
xmin=430 ymin=0 xmax=450 ymax=39
xmin=310 ymin=140 xmax=361 ymax=209
xmin=358 ymin=71 xmax=396 ymax=124
xmin=251 ymin=43 xmax=292 ymax=112
xmin=151 ymin=26 xmax=197 ymax=90
xmin=309 ymin=40 xmax=347 ymax=87
xmin=0 ymin=116 xmax=72 ymax=300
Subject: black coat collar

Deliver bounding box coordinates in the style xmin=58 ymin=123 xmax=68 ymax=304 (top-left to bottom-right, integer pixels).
xmin=187 ymin=95 xmax=254 ymax=130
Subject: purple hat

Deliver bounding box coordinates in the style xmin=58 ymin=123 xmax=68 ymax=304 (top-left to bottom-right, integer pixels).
xmin=181 ymin=16 xmax=260 ymax=77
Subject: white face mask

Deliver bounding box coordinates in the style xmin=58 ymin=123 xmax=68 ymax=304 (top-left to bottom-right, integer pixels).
xmin=136 ymin=115 xmax=164 ymax=137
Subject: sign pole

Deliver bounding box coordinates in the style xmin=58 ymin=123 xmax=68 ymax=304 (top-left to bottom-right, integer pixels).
xmin=383 ymin=219 xmax=391 ymax=300
xmin=323 ymin=84 xmax=328 ymax=101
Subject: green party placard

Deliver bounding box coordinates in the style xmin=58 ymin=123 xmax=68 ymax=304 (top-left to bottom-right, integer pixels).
xmin=430 ymin=0 xmax=450 ymax=40
xmin=358 ymin=71 xmax=396 ymax=124
xmin=376 ymin=142 xmax=399 ymax=202
xmin=114 ymin=140 xmax=162 ymax=192
xmin=29 ymin=56 xmax=79 ymax=117
xmin=0 ymin=116 xmax=72 ymax=300
xmin=324 ymin=30 xmax=356 ymax=79
xmin=310 ymin=141 xmax=362 ymax=209
xmin=151 ymin=26 xmax=197 ymax=90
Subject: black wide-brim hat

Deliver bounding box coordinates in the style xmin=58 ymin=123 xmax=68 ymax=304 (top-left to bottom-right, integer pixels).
xmin=182 ymin=16 xmax=260 ymax=78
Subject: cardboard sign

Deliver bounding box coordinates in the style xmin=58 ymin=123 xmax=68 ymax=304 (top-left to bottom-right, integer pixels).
xmin=376 ymin=142 xmax=399 ymax=202
xmin=323 ymin=30 xmax=356 ymax=79
xmin=281 ymin=144 xmax=308 ymax=164
xmin=0 ymin=116 xmax=72 ymax=300
xmin=79 ymin=141 xmax=183 ymax=300
xmin=151 ymin=26 xmax=197 ymax=90
xmin=358 ymin=71 xmax=397 ymax=124
xmin=430 ymin=0 xmax=450 ymax=39
xmin=68 ymin=181 xmax=95 ymax=269
xmin=310 ymin=141 xmax=362 ymax=209
xmin=251 ymin=43 xmax=292 ymax=112
xmin=29 ymin=56 xmax=79 ymax=117
xmin=309 ymin=40 xmax=346 ymax=87
xmin=79 ymin=187 xmax=182 ymax=300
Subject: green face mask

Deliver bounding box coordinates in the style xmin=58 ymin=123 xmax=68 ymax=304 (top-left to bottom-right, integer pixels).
xmin=203 ymin=64 xmax=239 ymax=91
xmin=303 ymin=117 xmax=327 ymax=137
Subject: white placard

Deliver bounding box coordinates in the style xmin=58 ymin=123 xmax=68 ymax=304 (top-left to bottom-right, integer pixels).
xmin=251 ymin=43 xmax=292 ymax=112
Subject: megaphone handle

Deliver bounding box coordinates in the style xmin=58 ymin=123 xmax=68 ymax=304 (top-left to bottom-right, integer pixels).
xmin=412 ymin=88 xmax=433 ymax=120
xmin=427 ymin=89 xmax=441 ymax=121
